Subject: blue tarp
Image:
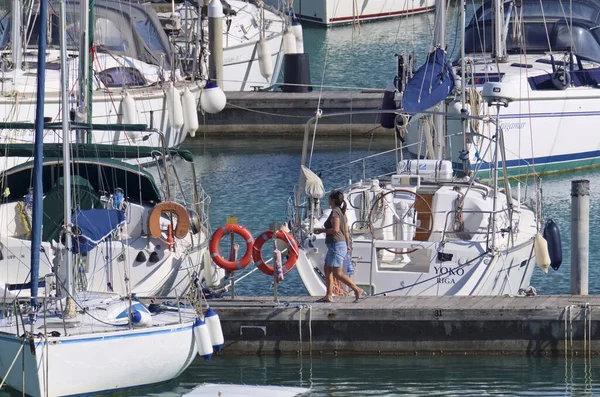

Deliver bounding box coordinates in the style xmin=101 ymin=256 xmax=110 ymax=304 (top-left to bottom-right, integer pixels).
xmin=402 ymin=48 xmax=455 ymax=113
xmin=72 ymin=209 xmax=126 ymax=254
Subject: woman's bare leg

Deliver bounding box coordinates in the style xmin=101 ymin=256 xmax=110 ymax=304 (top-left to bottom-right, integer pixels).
xmin=331 ymin=267 xmax=363 ymax=301
xmin=324 ymin=263 xmax=334 ymax=301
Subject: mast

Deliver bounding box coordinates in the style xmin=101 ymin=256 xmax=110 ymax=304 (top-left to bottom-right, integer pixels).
xmin=460 ymin=0 xmax=468 ymax=175
xmin=78 ymin=0 xmax=94 ymax=141
xmin=493 ymin=0 xmax=506 ymax=59
xmin=60 ymin=0 xmax=75 ymax=313
xmin=11 ymin=0 xmax=22 ymax=72
xmin=433 ymin=0 xmax=446 ymax=160
xmin=29 ymin=0 xmax=47 ymax=307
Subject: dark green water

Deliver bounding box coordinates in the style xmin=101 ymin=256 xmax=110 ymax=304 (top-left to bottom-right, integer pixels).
xmin=134 ymin=355 xmax=600 ymax=396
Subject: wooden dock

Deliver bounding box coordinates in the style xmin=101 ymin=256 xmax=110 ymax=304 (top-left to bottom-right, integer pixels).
xmin=206 ymin=295 xmax=600 ymax=356
xmin=197 ymin=91 xmax=385 ymax=136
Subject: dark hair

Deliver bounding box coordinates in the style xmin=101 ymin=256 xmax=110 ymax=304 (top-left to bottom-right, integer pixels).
xmin=329 ymin=190 xmax=346 ymax=214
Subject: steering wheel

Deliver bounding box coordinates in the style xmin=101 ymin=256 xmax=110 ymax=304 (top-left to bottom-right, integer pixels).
xmin=368 ymin=189 xmax=434 ymax=254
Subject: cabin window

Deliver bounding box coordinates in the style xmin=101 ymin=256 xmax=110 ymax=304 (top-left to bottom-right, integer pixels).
xmin=95 ymin=17 xmax=128 ymax=51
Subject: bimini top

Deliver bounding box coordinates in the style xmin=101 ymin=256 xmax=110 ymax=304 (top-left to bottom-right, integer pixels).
xmin=0 ymin=157 xmax=162 ymax=204
xmin=0 ymin=0 xmax=173 ymax=68
xmin=465 ymin=0 xmax=600 ymax=61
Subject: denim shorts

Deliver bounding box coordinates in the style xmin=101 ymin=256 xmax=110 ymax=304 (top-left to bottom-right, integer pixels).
xmin=325 ymin=241 xmax=347 ymax=268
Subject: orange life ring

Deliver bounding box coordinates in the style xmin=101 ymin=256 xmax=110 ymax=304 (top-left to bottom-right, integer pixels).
xmin=209 ymin=224 xmax=254 ymax=272
xmin=252 ymin=230 xmax=299 ymax=276
xmin=148 ymin=201 xmax=190 ymax=239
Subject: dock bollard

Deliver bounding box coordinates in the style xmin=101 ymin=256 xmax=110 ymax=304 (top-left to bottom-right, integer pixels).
xmin=571 ymin=180 xmax=590 ymax=295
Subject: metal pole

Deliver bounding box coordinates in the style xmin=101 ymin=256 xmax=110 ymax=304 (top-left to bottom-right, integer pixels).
xmin=230 ymin=233 xmax=235 ymax=299
xmin=270 ymin=222 xmax=280 ymax=303
xmin=433 ymin=0 xmax=446 ymax=160
xmin=208 ymin=0 xmax=224 ymax=88
xmin=60 ymin=0 xmax=75 ymax=317
xmin=571 ymin=180 xmax=590 ymax=295
xmin=490 ymin=105 xmax=500 ymax=251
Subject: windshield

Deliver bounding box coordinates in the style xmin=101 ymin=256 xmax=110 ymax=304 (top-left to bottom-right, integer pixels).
xmin=465 ymin=0 xmax=600 ymax=61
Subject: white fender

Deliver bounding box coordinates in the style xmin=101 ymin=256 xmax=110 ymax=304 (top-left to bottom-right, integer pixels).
xmin=200 ymin=81 xmax=227 ymax=114
xmin=119 ymin=93 xmax=142 ymax=142
xmin=283 ymin=27 xmax=297 ymax=55
xmin=181 ymin=87 xmax=199 ymax=137
xmin=257 ymin=37 xmax=273 ymax=81
xmin=166 ymin=82 xmax=184 ymax=130
xmin=205 ymin=308 xmax=224 ymax=352
xmin=193 ymin=318 xmax=214 ymax=361
xmin=291 ymin=18 xmax=304 ymax=53
xmin=534 ymin=233 xmax=551 ymax=274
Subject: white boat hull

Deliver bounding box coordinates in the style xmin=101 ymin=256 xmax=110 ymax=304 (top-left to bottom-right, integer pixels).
xmin=0 ymin=307 xmax=198 ymax=397
xmin=269 ymin=0 xmax=435 ymax=26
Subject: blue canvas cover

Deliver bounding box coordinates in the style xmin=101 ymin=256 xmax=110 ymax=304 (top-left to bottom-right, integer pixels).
xmin=72 ymin=209 xmax=126 ymax=253
xmin=402 ymin=48 xmax=455 ymax=113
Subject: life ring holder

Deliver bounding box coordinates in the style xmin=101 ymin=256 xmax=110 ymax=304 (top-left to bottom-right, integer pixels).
xmin=368 ymin=189 xmax=434 ymax=254
xmin=209 ymin=224 xmax=254 ymax=272
xmin=252 ymin=230 xmax=299 ymax=276
xmin=148 ymin=201 xmax=191 ymax=239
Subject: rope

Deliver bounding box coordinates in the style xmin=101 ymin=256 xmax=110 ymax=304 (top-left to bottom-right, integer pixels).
xmin=226 ymin=102 xmax=309 ymax=118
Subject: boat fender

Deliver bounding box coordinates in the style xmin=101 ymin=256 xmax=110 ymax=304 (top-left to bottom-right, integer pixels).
xmin=119 ymin=93 xmax=143 ymax=141
xmin=200 ymin=81 xmax=227 ymax=114
xmin=166 ymin=82 xmax=184 ymax=130
xmin=208 ymin=224 xmax=254 ymax=272
xmin=551 ymin=67 xmax=571 ymax=90
xmin=131 ymin=309 xmax=152 ymax=327
xmin=380 ymin=80 xmax=398 ymax=129
xmin=257 ymin=37 xmax=273 ymax=81
xmin=543 ymin=219 xmax=562 ymax=271
xmin=274 ymin=249 xmax=284 ymax=282
xmin=291 ymin=15 xmax=304 ymax=53
xmin=205 ymin=308 xmax=224 ymax=352
xmin=534 ymin=233 xmax=551 ymax=274
xmin=283 ymin=26 xmax=297 ymax=55
xmin=252 ymin=229 xmax=299 ymax=276
xmin=181 ymin=87 xmax=199 ymax=137
xmin=193 ymin=318 xmax=213 ymax=361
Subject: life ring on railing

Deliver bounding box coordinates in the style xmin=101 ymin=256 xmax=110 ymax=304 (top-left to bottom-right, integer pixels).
xmin=252 ymin=230 xmax=299 ymax=276
xmin=148 ymin=201 xmax=190 ymax=239
xmin=209 ymin=224 xmax=254 ymax=272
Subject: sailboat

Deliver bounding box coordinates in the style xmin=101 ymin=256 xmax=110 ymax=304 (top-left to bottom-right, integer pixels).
xmin=400 ymin=0 xmax=600 ymax=178
xmin=0 ymin=2 xmax=218 ymax=394
xmin=0 ymin=139 xmax=226 ymax=299
xmin=286 ymin=0 xmax=548 ymax=297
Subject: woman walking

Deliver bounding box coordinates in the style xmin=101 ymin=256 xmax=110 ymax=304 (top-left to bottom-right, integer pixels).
xmin=314 ymin=190 xmax=364 ymax=303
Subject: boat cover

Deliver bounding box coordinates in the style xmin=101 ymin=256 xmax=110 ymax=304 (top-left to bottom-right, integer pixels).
xmin=72 ymin=208 xmax=126 ymax=253
xmin=402 ymin=48 xmax=455 ymax=113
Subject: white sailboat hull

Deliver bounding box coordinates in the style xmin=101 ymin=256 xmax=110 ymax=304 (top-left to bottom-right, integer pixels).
xmin=222 ymin=32 xmax=284 ymax=92
xmin=268 ymin=0 xmax=435 ymax=26
xmin=292 ymin=175 xmax=539 ymax=297
xmin=0 ymin=316 xmax=197 ymax=397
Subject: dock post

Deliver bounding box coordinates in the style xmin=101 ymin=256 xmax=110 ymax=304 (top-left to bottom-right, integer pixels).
xmin=571 ymin=179 xmax=590 ymax=295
